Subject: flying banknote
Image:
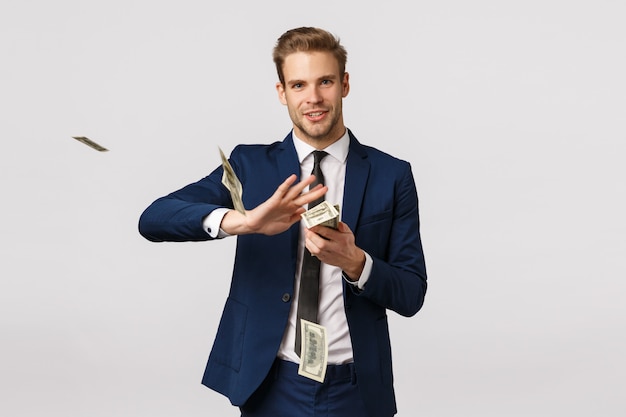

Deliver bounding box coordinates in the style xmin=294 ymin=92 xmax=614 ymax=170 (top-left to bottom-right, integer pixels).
xmin=72 ymin=136 xmax=109 ymax=152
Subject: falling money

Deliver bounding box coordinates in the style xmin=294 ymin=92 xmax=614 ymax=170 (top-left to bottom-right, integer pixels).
xmin=72 ymin=136 xmax=109 ymax=152
xmin=297 ymin=319 xmax=328 ymax=383
xmin=219 ymin=147 xmax=246 ymax=215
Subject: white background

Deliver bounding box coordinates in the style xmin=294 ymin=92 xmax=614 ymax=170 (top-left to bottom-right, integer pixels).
xmin=2 ymin=1 xmax=625 ymax=416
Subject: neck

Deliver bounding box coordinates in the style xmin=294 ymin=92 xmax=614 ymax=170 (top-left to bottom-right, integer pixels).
xmin=293 ymin=126 xmax=347 ymax=150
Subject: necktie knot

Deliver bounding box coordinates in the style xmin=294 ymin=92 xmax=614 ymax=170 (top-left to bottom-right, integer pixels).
xmin=311 ymin=151 xmax=328 ymax=188
xmin=313 ymin=150 xmax=328 ymax=166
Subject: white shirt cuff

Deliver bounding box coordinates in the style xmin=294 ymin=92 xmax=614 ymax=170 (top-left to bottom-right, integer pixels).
xmin=343 ymin=252 xmax=372 ymax=290
xmin=202 ymin=208 xmax=232 ymax=238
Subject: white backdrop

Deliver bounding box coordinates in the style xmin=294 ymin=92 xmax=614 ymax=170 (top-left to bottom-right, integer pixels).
xmin=2 ymin=1 xmax=625 ymax=416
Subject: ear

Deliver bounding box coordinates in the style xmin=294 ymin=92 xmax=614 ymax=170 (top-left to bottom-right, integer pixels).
xmin=276 ymin=82 xmax=287 ymax=105
xmin=342 ymin=72 xmax=350 ymax=98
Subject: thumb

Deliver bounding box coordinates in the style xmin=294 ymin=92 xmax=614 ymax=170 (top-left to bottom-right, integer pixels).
xmin=337 ymin=221 xmax=350 ymax=233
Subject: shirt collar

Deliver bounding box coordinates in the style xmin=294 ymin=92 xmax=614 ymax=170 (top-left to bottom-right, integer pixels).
xmin=292 ymin=129 xmax=350 ymax=164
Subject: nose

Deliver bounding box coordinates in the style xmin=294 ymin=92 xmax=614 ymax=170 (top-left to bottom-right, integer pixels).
xmin=306 ymin=86 xmax=323 ymax=104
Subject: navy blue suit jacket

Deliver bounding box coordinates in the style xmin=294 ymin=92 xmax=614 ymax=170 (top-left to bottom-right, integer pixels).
xmin=138 ymin=130 xmax=427 ymax=417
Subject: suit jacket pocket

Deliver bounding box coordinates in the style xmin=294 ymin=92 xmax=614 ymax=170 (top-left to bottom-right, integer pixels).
xmin=356 ymin=209 xmax=392 ymax=258
xmin=358 ymin=209 xmax=392 ymax=227
xmin=210 ymin=297 xmax=247 ymax=372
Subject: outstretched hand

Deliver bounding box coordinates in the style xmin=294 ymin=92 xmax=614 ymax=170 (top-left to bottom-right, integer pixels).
xmin=220 ymin=174 xmax=327 ymax=236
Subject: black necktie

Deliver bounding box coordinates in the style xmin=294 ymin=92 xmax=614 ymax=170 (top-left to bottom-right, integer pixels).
xmin=295 ymin=150 xmax=328 ymax=357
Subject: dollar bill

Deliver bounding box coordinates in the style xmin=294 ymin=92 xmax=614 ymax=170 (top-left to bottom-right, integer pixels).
xmin=319 ymin=204 xmax=340 ymax=229
xmin=219 ymin=147 xmax=246 ymax=215
xmin=72 ymin=136 xmax=109 ymax=152
xmin=297 ymin=319 xmax=328 ymax=383
xmin=301 ymin=201 xmax=339 ymax=229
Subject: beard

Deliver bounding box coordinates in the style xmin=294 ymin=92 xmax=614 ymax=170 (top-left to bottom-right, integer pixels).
xmin=289 ymin=104 xmax=344 ymax=144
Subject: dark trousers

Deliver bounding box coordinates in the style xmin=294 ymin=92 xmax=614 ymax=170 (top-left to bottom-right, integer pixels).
xmin=240 ymin=359 xmax=369 ymax=417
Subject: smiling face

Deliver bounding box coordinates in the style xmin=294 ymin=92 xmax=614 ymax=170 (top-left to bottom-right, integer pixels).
xmin=276 ymin=51 xmax=350 ymax=149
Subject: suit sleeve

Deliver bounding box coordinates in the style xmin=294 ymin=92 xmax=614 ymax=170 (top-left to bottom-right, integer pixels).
xmin=355 ymin=163 xmax=427 ymax=317
xmin=138 ymin=164 xmax=233 ymax=242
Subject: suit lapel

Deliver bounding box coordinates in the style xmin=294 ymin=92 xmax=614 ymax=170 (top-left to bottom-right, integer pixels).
xmin=341 ymin=132 xmax=369 ymax=303
xmin=342 ymin=131 xmax=370 ymax=231
xmin=275 ymin=133 xmax=302 ymax=265
xmin=276 ymin=133 xmax=301 ymax=181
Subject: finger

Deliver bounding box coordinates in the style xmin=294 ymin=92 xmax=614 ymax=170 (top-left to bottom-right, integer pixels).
xmin=273 ymin=174 xmax=299 ymax=197
xmin=297 ymin=184 xmax=328 ymax=206
xmin=305 ymin=183 xmax=326 ymax=195
xmin=289 ymin=208 xmax=306 ymax=222
xmin=284 ymin=174 xmax=316 ymax=197
xmin=306 ymin=227 xmax=331 ymax=248
xmin=323 ymin=228 xmax=342 ymax=245
xmin=305 ymin=235 xmax=322 ymax=255
xmin=309 ymin=225 xmax=330 ymax=239
xmin=337 ymin=222 xmax=351 ymax=233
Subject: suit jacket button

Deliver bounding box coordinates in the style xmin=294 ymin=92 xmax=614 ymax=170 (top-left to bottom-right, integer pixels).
xmin=282 ymin=293 xmax=291 ymax=302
